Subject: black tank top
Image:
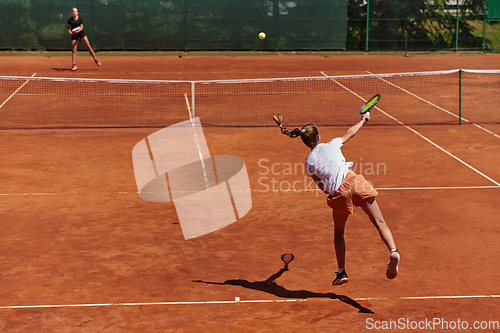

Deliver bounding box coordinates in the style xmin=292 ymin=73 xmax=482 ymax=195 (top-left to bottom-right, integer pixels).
xmin=68 ymin=17 xmax=83 ymax=31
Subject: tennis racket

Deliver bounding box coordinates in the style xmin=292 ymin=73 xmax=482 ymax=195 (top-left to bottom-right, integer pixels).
xmin=359 ymin=94 xmax=381 ymax=121
xmin=281 ymin=253 xmax=294 ymax=270
xmin=72 ymin=27 xmax=80 ymax=32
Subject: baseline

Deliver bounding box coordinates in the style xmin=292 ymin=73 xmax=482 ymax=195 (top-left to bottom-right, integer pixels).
xmin=0 ymin=294 xmax=499 ymax=310
xmin=1 ymin=185 xmax=499 ymax=197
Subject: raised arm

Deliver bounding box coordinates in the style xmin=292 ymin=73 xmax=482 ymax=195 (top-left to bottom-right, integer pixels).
xmin=340 ymin=113 xmax=370 ymax=144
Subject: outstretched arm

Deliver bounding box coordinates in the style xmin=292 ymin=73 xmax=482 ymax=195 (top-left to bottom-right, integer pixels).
xmin=340 ymin=113 xmax=370 ymax=144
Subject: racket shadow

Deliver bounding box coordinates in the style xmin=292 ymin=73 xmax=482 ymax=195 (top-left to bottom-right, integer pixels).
xmin=192 ymin=254 xmax=373 ymax=314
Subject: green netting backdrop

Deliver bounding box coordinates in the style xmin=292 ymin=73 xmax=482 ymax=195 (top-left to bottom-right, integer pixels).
xmin=488 ymin=0 xmax=500 ymax=20
xmin=0 ymin=0 xmax=348 ymax=51
xmin=2 ymin=0 xmax=498 ymax=52
xmin=347 ymin=0 xmax=493 ymax=52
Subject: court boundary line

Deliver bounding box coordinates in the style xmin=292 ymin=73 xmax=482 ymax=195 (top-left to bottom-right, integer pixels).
xmin=1 ymin=185 xmax=499 ymax=197
xmin=184 ymin=92 xmax=210 ymax=188
xmin=0 ymin=299 xmax=305 ymax=310
xmin=356 ymin=294 xmax=500 ymax=301
xmin=184 ymin=93 xmax=193 ymax=120
xmin=0 ymin=294 xmax=498 ymax=310
xmin=365 ymin=70 xmax=500 ymax=139
xmin=0 ymin=73 xmax=36 ymax=109
xmin=319 ymin=71 xmax=500 ymax=187
xmin=374 ymin=185 xmax=500 ymax=190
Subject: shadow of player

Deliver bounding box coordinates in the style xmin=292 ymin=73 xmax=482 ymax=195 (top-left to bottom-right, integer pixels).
xmin=50 ymin=68 xmax=98 ymax=71
xmin=193 ymin=253 xmax=373 ymax=314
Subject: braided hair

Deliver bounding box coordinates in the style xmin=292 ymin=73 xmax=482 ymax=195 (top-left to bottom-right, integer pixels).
xmin=273 ymin=114 xmax=319 ymax=148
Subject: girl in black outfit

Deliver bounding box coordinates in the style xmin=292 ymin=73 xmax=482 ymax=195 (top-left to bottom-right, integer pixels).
xmin=67 ymin=7 xmax=101 ymax=71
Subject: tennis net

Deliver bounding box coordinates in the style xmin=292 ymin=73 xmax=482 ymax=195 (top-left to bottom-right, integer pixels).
xmin=1 ymin=69 xmax=498 ymax=129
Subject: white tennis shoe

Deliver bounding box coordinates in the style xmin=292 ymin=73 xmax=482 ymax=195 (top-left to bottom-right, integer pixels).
xmin=386 ymin=250 xmax=400 ymax=279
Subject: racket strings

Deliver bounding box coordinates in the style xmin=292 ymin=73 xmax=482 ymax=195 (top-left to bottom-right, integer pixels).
xmin=359 ymin=94 xmax=381 ymax=114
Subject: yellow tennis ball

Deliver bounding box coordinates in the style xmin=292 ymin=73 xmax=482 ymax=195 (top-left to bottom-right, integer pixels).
xmin=259 ymin=32 xmax=266 ymax=40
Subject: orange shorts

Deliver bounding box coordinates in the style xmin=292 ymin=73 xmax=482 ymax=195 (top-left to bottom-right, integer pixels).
xmin=327 ymin=171 xmax=378 ymax=215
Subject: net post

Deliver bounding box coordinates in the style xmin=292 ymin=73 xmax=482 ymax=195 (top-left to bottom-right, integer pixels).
xmin=459 ymin=69 xmax=462 ymax=125
xmin=91 ymin=0 xmax=95 ymax=49
xmin=365 ymin=0 xmax=370 ymax=53
xmin=404 ymin=30 xmax=408 ymax=57
xmin=184 ymin=0 xmax=188 ymax=52
xmin=274 ymin=0 xmax=279 ymax=52
xmin=455 ymin=0 xmax=460 ymax=52
xmin=191 ymin=81 xmax=195 ymax=120
xmin=483 ymin=0 xmax=487 ymax=53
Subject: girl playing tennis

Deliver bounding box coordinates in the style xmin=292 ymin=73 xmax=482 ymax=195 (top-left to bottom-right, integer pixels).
xmin=273 ymin=112 xmax=400 ymax=285
xmin=67 ymin=7 xmax=101 ymax=71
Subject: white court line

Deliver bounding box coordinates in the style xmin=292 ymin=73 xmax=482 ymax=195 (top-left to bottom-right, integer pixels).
xmin=374 ymin=185 xmax=500 ymax=190
xmin=320 ymin=71 xmax=500 ymax=187
xmin=0 ymin=73 xmax=36 ymax=109
xmin=366 ymin=70 xmax=500 ymax=139
xmin=1 ymin=185 xmax=499 ymax=197
xmin=0 ymin=298 xmax=305 ymax=310
xmin=473 ymin=124 xmax=500 ymax=139
xmin=396 ymin=120 xmax=500 ymax=186
xmin=356 ymin=294 xmax=500 ymax=301
xmin=281 ymin=186 xmax=500 ymax=191
xmin=184 ymin=92 xmax=193 ymax=120
xmin=184 ymin=92 xmax=209 ymax=188
xmin=0 ymin=294 xmax=498 ymax=309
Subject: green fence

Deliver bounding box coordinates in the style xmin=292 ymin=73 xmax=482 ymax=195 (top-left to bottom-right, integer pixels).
xmin=1 ymin=0 xmax=499 ymax=52
xmin=487 ymin=0 xmax=500 ymax=20
xmin=0 ymin=0 xmax=347 ymax=51
xmin=348 ymin=0 xmax=500 ymax=53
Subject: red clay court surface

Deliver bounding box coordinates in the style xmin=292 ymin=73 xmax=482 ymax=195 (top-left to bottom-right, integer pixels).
xmin=0 ymin=53 xmax=500 ymax=332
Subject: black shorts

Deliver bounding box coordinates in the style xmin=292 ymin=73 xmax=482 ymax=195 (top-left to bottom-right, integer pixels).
xmin=71 ymin=31 xmax=86 ymax=40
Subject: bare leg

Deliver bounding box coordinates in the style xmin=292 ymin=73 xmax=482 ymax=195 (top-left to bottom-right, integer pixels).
xmin=361 ymin=197 xmax=400 ymax=279
xmin=333 ymin=210 xmax=349 ymax=269
xmin=80 ymin=36 xmax=97 ymax=60
xmin=71 ymin=39 xmax=78 ymax=65
xmin=361 ymin=198 xmax=396 ymax=250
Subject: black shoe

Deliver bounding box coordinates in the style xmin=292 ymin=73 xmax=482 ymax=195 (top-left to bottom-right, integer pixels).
xmin=332 ymin=270 xmax=349 ymax=285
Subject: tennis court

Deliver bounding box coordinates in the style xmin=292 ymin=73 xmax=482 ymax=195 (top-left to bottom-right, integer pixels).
xmin=0 ymin=53 xmax=499 ymax=332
